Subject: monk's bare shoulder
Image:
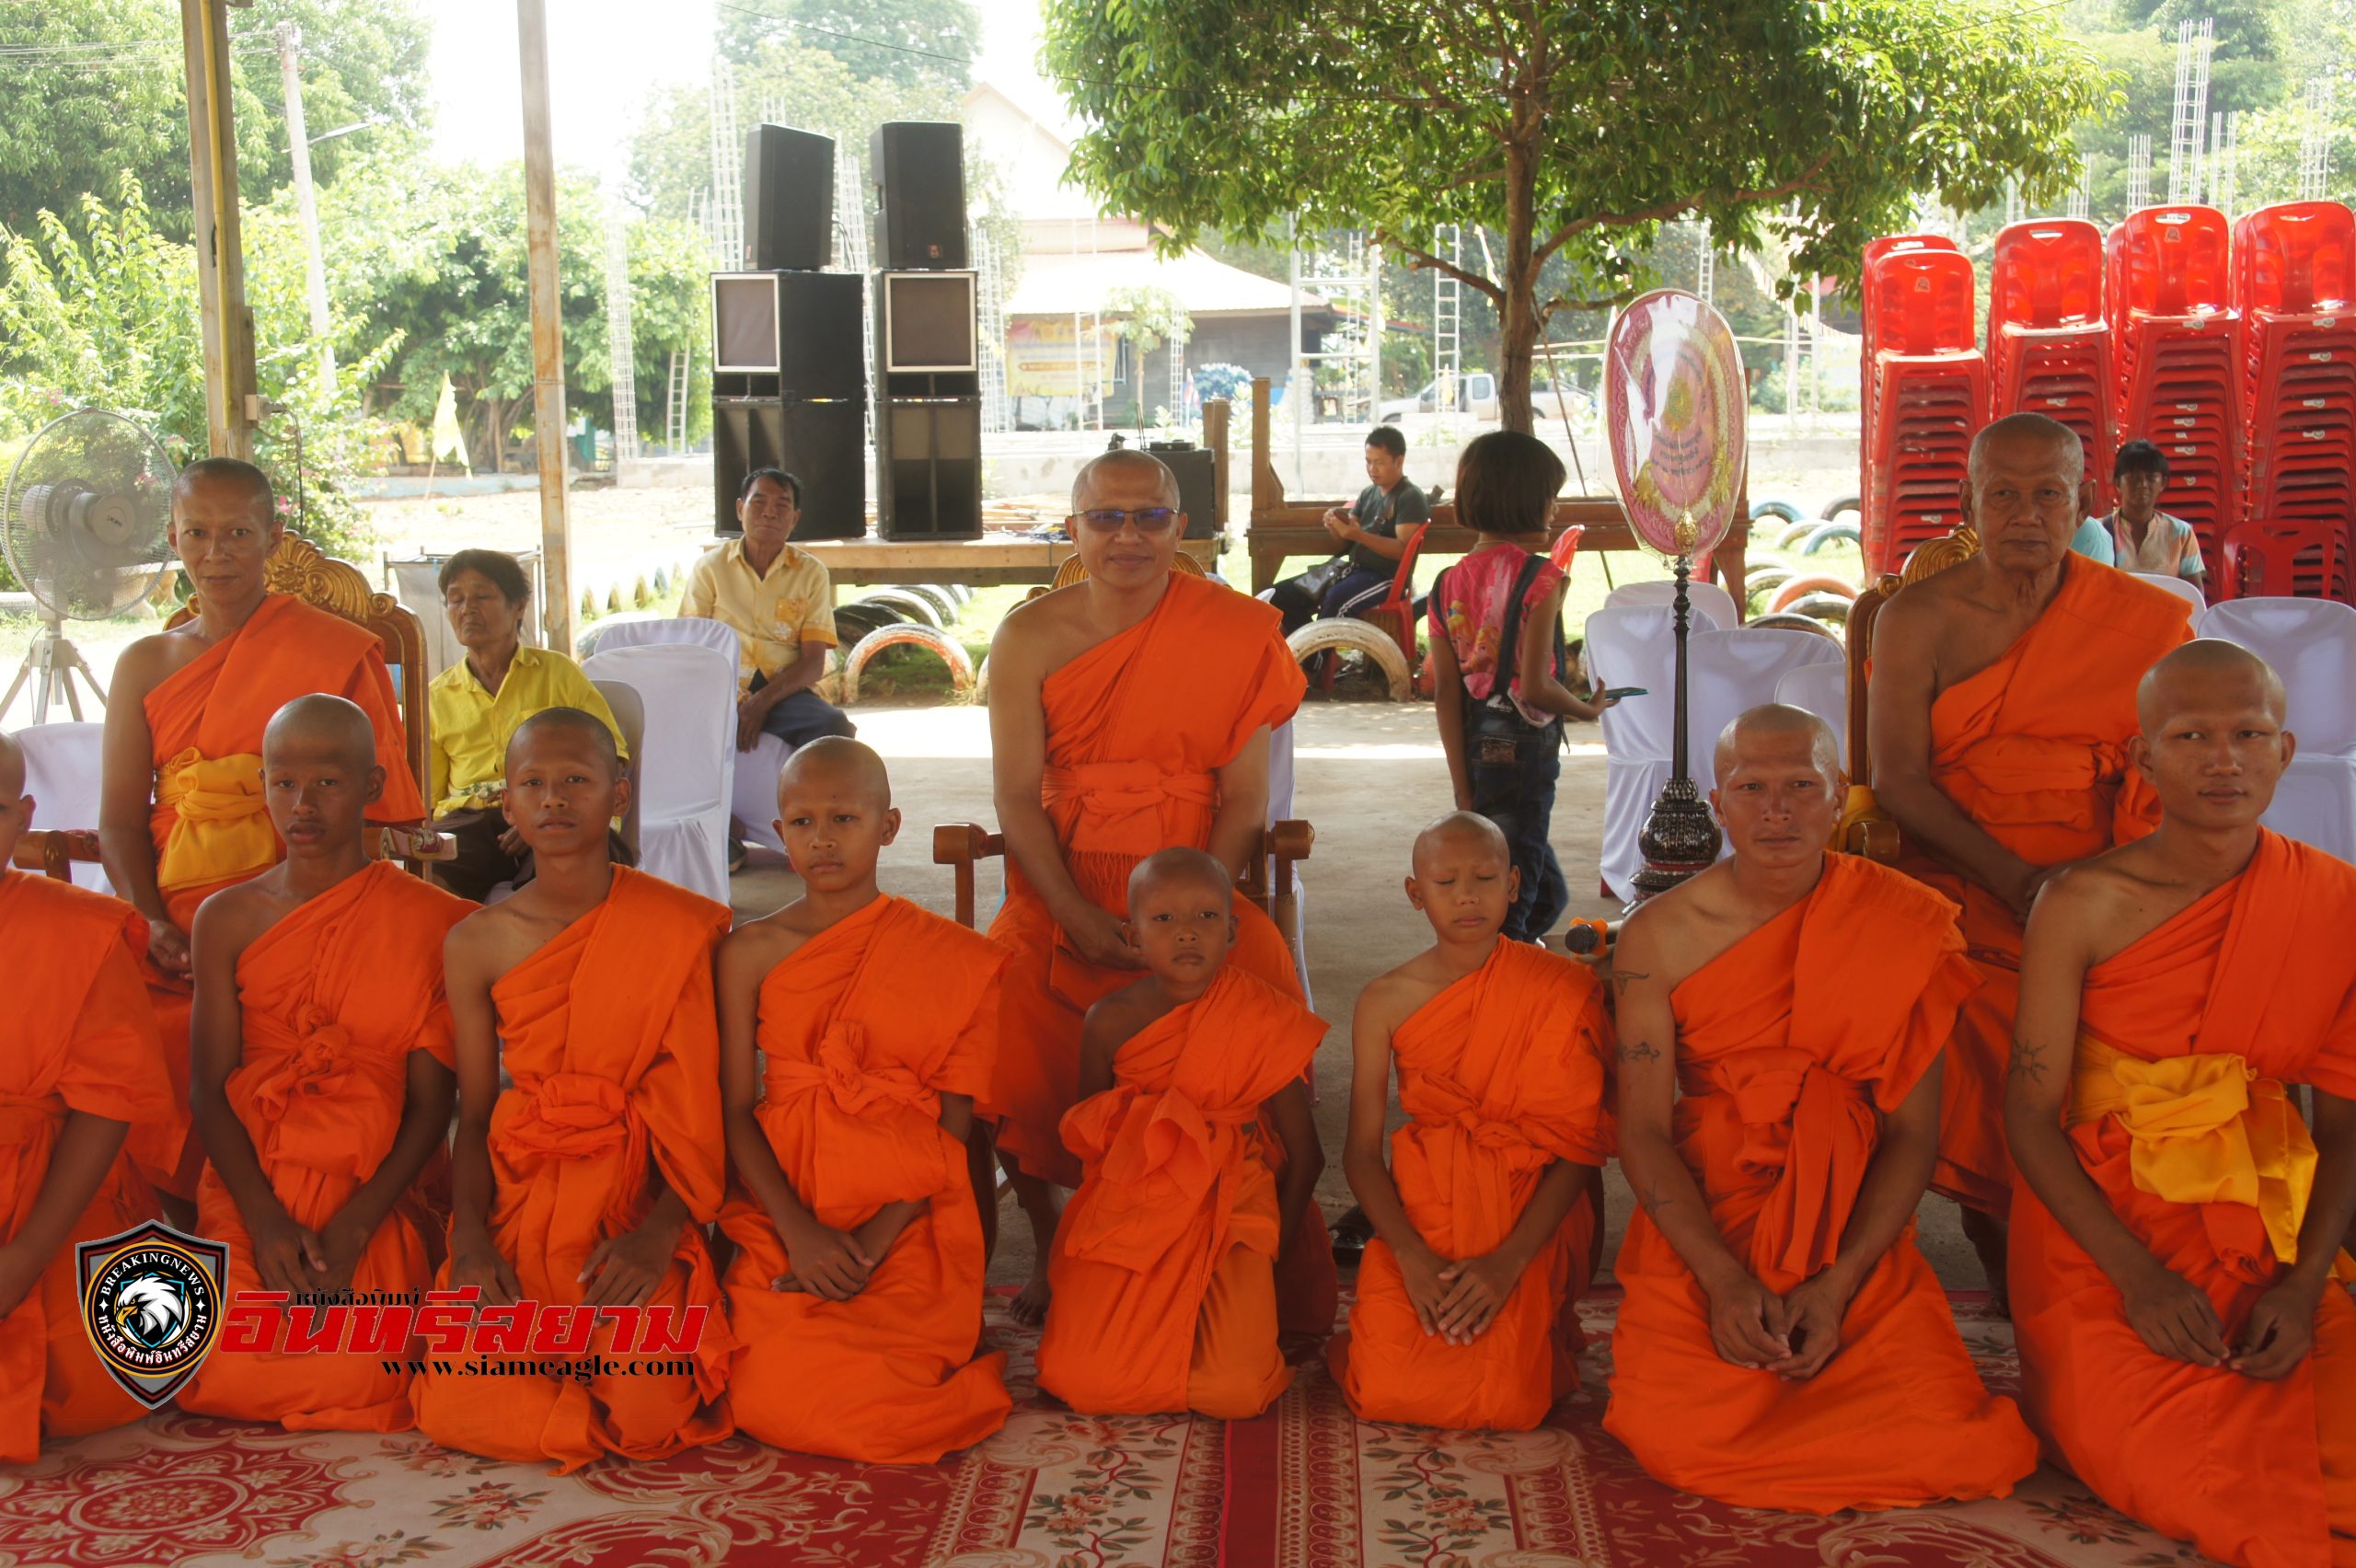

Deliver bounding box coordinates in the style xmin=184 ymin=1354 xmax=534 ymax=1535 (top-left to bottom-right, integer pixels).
xmin=1082 ymin=975 xmax=1164 ymax=1050
xmin=189 ymin=873 xmax=285 ymax=965
xmin=443 ymin=897 xmax=549 ymax=989
xmin=106 ymin=625 xmax=211 ymax=704
xmin=719 ymin=908 xmax=811 ymax=977
xmin=2033 ymin=841 xmax=2186 ymax=966
xmin=1616 ymin=861 xmax=1745 ymax=990
xmin=1357 ymin=947 xmax=1461 ymax=1032
xmin=990 ymin=582 xmax=1091 ymax=663
xmin=1874 ymin=562 xmax=1974 ymax=649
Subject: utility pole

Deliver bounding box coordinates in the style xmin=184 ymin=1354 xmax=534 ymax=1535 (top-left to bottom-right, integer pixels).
xmin=517 ymin=0 xmax=573 ymax=655
xmin=278 ymin=24 xmax=336 ymax=395
xmin=180 ymin=0 xmax=258 ymax=459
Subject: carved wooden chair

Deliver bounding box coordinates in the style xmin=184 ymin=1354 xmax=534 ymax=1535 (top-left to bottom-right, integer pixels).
xmin=11 ymin=533 xmax=450 ymax=881
xmin=1839 ymin=525 xmax=1981 ymax=862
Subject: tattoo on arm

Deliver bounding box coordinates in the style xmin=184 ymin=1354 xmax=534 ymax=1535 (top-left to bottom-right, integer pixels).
xmin=1618 ymin=1039 xmax=1661 ymax=1065
xmin=2009 ymin=1039 xmax=2050 ymax=1085
xmin=1611 ymin=969 xmax=1649 ymax=994
xmin=1636 ymin=1177 xmax=1675 ymax=1216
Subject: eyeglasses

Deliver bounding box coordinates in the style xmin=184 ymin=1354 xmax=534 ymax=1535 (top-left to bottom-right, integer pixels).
xmin=1074 ymin=507 xmax=1180 ymax=535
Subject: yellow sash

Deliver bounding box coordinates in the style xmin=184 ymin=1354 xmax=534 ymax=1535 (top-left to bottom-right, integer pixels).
xmin=2069 ymin=1036 xmax=2319 ymax=1266
xmin=154 ymin=747 xmax=274 ymax=891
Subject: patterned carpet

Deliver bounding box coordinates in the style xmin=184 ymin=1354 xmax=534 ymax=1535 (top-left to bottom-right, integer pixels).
xmin=0 ymin=1290 xmax=2217 ymax=1568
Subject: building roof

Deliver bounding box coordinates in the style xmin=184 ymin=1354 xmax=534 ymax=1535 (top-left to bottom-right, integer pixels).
xmin=1007 ymin=247 xmax=1329 ymax=319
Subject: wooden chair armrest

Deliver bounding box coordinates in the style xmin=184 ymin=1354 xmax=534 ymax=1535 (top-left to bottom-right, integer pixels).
xmin=1266 ymin=820 xmax=1314 ymax=863
xmin=932 ymin=822 xmax=1005 ymax=928
xmin=12 ymin=828 xmax=101 ymax=879
xmin=1842 ymin=813 xmax=1902 ymax=865
xmin=379 ymin=825 xmax=456 ymax=863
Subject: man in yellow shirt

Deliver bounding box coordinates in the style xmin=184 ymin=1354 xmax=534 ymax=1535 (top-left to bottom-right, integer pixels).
xmin=428 ymin=549 xmax=629 ymax=901
xmin=681 ymin=467 xmax=856 ymax=753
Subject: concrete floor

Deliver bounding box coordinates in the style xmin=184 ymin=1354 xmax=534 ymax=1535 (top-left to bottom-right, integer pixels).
xmin=729 ymin=698 xmax=1986 ymax=1294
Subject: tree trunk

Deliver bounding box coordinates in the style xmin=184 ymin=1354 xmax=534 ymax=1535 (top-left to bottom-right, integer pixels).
xmin=1496 ymin=139 xmax=1540 ymax=434
xmin=479 ymin=396 xmax=504 ymax=475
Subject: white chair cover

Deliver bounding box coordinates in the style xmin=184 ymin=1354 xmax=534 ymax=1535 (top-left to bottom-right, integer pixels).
xmin=2201 ymin=597 xmax=2356 ymax=859
xmin=2131 ymin=571 xmax=2208 ymax=619
xmin=18 ymin=721 xmax=110 ymax=892
xmin=1603 ymin=577 xmax=1742 ymax=631
xmin=1686 ymin=628 xmax=1845 ymax=861
xmin=1773 ymin=659 xmax=1851 ymax=767
xmin=585 ymin=617 xmax=796 ymax=854
xmin=590 ymin=617 xmax=742 ymax=663
xmin=581 ymin=643 xmax=736 ymax=904
xmin=1585 ymin=601 xmax=1733 ymax=902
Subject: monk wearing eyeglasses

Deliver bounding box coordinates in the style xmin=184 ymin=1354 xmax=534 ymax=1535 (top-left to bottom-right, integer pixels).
xmin=980 ymin=451 xmax=1333 ymax=1335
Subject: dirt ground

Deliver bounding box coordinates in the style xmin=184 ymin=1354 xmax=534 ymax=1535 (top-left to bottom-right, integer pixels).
xmin=729 ymin=698 xmax=1985 ymax=1297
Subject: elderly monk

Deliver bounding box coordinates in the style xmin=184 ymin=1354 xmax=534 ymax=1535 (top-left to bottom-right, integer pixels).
xmin=98 ymin=458 xmax=423 ymax=1206
xmin=983 ymin=449 xmax=1328 ymax=1330
xmin=178 ymin=698 xmax=471 ymax=1432
xmin=1329 ymin=813 xmax=1612 ymax=1432
xmin=413 ymin=710 xmax=733 ymax=1470
xmin=1606 ymin=706 xmax=2037 ymax=1509
xmin=1867 ymin=412 xmax=2194 ymax=1287
xmin=719 ymin=739 xmax=1011 ymax=1463
xmin=0 ymin=731 xmax=173 ymax=1463
xmin=2008 ymin=642 xmax=2356 ymax=1568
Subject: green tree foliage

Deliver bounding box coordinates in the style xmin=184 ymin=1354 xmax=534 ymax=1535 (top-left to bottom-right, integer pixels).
xmin=718 ymin=0 xmax=977 ymax=93
xmin=2066 ymin=0 xmax=2293 ymax=220
xmin=1044 ymin=0 xmax=2115 ymax=431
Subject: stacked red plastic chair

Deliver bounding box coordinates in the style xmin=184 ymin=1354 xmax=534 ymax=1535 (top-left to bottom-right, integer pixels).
xmin=1860 ymin=236 xmax=1985 ymax=577
xmin=2231 ymin=200 xmax=2356 ymax=600
xmin=1988 ymin=219 xmax=2117 ymax=517
xmin=2106 ymin=205 xmax=2242 ymax=582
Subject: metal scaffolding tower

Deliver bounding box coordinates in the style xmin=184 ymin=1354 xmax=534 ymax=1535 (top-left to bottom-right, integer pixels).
xmin=1694 ymin=219 xmax=1715 ymax=306
xmin=2129 ymin=135 xmax=2155 ymax=209
xmin=2302 ymin=80 xmax=2338 ymax=201
xmin=2068 ymin=156 xmax=2092 ymax=221
xmin=2168 ymin=18 xmax=2216 ymax=205
xmin=665 ymin=350 xmax=689 ymax=454
xmin=976 ymin=229 xmax=1011 ymax=432
xmin=1300 ymin=230 xmax=1382 ymax=421
xmin=1435 ymin=225 xmax=1465 ymax=405
xmin=2004 ymin=175 xmax=2023 ymax=227
xmin=2208 ymin=111 xmax=2243 ymax=215
xmin=832 ymin=140 xmax=876 ymax=448
xmin=603 ymin=204 xmax=638 ymax=468
xmin=707 ymin=60 xmax=744 ymax=269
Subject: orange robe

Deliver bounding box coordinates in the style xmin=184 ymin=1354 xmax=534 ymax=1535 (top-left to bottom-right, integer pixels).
xmin=2012 ymin=830 xmax=2356 ymax=1568
xmin=1897 ymin=560 xmax=2191 ymax=1213
xmin=987 ymin=570 xmax=1334 ymax=1332
xmin=720 ymin=894 xmax=1011 ymax=1463
xmin=178 ymin=861 xmax=471 ymax=1431
xmin=1035 ymin=967 xmax=1324 ymax=1419
xmin=1604 ymin=855 xmax=2038 ymax=1510
xmin=1328 ymin=939 xmax=1611 ymax=1431
xmin=412 ymin=868 xmax=734 ymax=1471
xmin=0 ymin=874 xmax=172 ymax=1463
xmin=134 ymin=592 xmax=424 ymax=1196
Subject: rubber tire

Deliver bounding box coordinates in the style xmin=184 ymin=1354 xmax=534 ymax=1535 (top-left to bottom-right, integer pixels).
xmin=1784 ymin=591 xmax=1854 ymax=623
xmin=1798 ymin=521 xmax=1862 ymax=556
xmin=903 ymin=584 xmax=962 ymax=623
xmin=1819 ymin=493 xmax=1862 ymax=522
xmin=1285 ymin=617 xmax=1411 ymax=701
xmin=1768 ymin=574 xmax=1858 ymax=614
xmin=839 ymin=623 xmax=977 ymax=705
xmin=1750 ymin=496 xmax=1807 ymax=525
xmin=856 ymin=588 xmax=942 ymax=628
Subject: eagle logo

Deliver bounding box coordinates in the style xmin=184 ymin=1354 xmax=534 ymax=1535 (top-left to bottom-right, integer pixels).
xmin=111 ymin=1274 xmax=191 ymax=1351
xmin=77 ymin=1221 xmax=226 ymax=1408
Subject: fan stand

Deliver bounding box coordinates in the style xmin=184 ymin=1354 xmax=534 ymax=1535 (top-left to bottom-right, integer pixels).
xmin=0 ymin=611 xmax=107 ymax=722
xmin=1627 ymin=516 xmax=1723 ymax=907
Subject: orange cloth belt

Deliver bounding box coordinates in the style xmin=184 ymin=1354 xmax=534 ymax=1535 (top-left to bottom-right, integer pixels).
xmin=499 ymin=1072 xmax=648 ymax=1232
xmin=1061 ymin=1083 xmax=1263 ymax=1273
xmin=1041 ymin=763 xmax=1217 ymax=858
xmin=768 ymin=1023 xmax=940 ymax=1122
xmin=1688 ymin=1054 xmax=1877 ymax=1278
xmin=155 ymin=747 xmax=274 ymax=890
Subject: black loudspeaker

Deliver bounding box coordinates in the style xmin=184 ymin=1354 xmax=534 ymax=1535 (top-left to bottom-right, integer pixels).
xmin=709 ymin=271 xmax=863 ymax=398
xmin=1143 ymin=441 xmax=1218 ymax=538
xmin=876 ymin=398 xmax=981 ymax=540
xmin=744 ymin=123 xmax=835 ymax=271
xmin=713 ymin=398 xmax=866 ymax=540
xmin=872 ymin=121 xmax=967 ymax=270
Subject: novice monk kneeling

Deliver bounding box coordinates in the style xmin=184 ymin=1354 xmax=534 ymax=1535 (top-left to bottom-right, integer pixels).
xmin=718 ymin=739 xmax=1011 ymax=1463
xmin=1328 ymin=812 xmax=1611 ymax=1431
xmin=414 ymin=709 xmax=734 ymax=1470
xmin=1604 ymin=706 xmax=2037 ymax=1511
xmin=1034 ymin=848 xmax=1324 ymax=1419
xmin=2008 ymin=642 xmax=2356 ymax=1568
xmin=0 ymin=731 xmax=173 ymax=1462
xmin=179 ymin=698 xmax=472 ymax=1431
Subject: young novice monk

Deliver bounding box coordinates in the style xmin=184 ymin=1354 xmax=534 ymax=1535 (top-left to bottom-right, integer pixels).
xmin=414 ymin=709 xmax=734 ymax=1470
xmin=1035 ymin=847 xmax=1324 ymax=1419
xmin=2009 ymin=641 xmax=2356 ymax=1568
xmin=179 ymin=697 xmax=472 ymax=1431
xmin=0 ymin=731 xmax=173 ymax=1463
xmin=1328 ymin=812 xmax=1611 ymax=1431
xmin=1605 ymin=706 xmax=2036 ymax=1511
xmin=718 ymin=738 xmax=1011 ymax=1463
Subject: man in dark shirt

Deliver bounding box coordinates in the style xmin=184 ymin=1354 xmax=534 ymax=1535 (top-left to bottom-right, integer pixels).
xmin=1263 ymin=425 xmax=1430 ymax=635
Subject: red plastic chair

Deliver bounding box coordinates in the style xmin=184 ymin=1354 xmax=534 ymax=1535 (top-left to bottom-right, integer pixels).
xmin=2108 ymin=206 xmax=2233 ymax=321
xmin=1990 ymin=220 xmax=2107 ymax=331
xmin=2223 ymin=517 xmax=2352 ymax=601
xmin=2233 ymin=202 xmax=2356 ymax=316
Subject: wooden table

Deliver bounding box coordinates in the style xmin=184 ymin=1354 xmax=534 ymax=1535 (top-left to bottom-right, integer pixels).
xmin=1243 ymin=497 xmax=1750 ymax=606
xmin=798 ymin=533 xmax=1222 ymax=588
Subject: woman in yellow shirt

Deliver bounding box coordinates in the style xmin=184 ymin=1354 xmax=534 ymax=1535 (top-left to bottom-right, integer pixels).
xmin=426 ymin=549 xmax=628 ymax=900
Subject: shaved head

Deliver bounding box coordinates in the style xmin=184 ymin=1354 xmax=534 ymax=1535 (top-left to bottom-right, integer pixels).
xmin=778 ymin=735 xmax=891 ymax=808
xmin=509 ymin=706 xmax=619 ymax=775
xmin=2138 ymin=640 xmax=2287 ymax=734
xmin=1128 ymin=845 xmax=1232 ymax=911
xmin=1713 ymin=704 xmax=1842 ymax=787
xmin=1412 ymin=810 xmax=1509 ymax=872
xmin=264 ymin=694 xmax=376 ymax=771
xmin=0 ymin=730 xmax=21 ymax=798
xmin=1969 ymin=412 xmax=2084 ymax=488
xmin=1069 ymin=448 xmax=1180 ymax=514
xmin=173 ymin=455 xmax=275 ymax=521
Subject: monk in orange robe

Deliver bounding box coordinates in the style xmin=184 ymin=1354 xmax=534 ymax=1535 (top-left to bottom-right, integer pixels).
xmin=0 ymin=731 xmax=174 ymax=1463
xmin=1606 ymin=707 xmax=2037 ymax=1509
xmin=1868 ymin=414 xmax=2193 ymax=1286
xmin=98 ymin=459 xmax=422 ymax=1205
xmin=1328 ymin=813 xmax=1611 ymax=1432
xmin=1034 ymin=849 xmax=1324 ymax=1419
xmin=2009 ymin=642 xmax=2356 ymax=1568
xmin=174 ymin=698 xmax=470 ymax=1431
xmin=413 ymin=709 xmax=733 ymax=1470
xmin=986 ymin=448 xmax=1326 ymax=1329
xmin=719 ymin=740 xmax=1010 ymax=1463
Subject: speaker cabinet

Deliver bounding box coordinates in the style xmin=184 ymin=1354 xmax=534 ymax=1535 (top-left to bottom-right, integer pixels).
xmin=876 ymin=398 xmax=981 ymax=540
xmin=713 ymin=397 xmax=867 ymax=540
xmin=743 ymin=123 xmax=835 ymax=271
xmin=709 ymin=271 xmax=863 ymax=399
xmin=1142 ymin=441 xmax=1218 ymax=538
xmin=871 ymin=121 xmax=967 ymax=271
